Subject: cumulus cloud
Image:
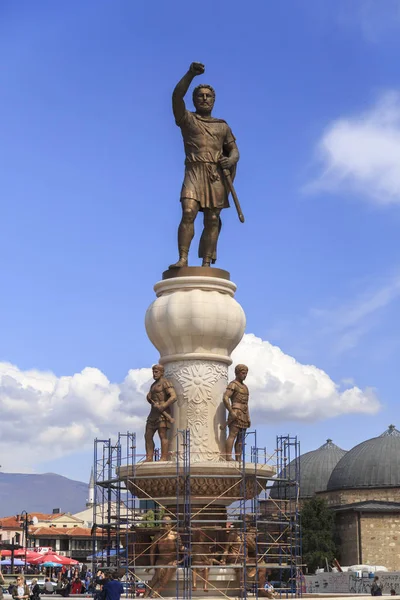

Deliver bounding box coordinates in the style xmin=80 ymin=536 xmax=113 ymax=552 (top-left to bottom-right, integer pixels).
xmin=0 ymin=334 xmax=380 ymax=471
xmin=231 ymin=334 xmax=380 ymax=421
xmin=307 ymin=91 xmax=400 ymax=204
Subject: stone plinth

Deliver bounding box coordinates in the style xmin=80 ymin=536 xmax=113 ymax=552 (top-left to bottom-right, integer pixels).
xmin=145 ymin=270 xmax=246 ymax=462
xmin=135 ymin=566 xmax=238 ymax=598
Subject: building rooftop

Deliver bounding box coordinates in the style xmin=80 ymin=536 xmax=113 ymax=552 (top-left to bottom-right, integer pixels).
xmin=327 ymin=425 xmax=400 ymax=491
xmin=270 ymin=438 xmax=347 ymax=499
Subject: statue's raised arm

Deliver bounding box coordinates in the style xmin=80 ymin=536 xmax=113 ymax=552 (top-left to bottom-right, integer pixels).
xmin=172 ymin=62 xmax=205 ymax=124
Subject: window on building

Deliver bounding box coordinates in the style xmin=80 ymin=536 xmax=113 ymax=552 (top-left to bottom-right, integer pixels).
xmin=39 ymin=539 xmax=57 ymax=548
xmin=60 ymin=539 xmax=69 ymax=551
xmin=75 ymin=539 xmax=91 ymax=549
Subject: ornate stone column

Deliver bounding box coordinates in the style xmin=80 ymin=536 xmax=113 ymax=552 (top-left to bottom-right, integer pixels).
xmin=145 ymin=269 xmax=246 ymax=462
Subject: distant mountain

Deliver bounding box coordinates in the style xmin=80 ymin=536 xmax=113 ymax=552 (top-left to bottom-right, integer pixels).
xmin=0 ymin=472 xmax=88 ymax=516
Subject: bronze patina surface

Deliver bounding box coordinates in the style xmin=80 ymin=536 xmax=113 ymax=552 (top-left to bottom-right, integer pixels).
xmin=223 ymin=364 xmax=251 ymax=461
xmin=169 ymin=62 xmax=242 ymax=270
xmin=144 ymin=364 xmax=177 ymax=462
xmin=162 ymin=266 xmax=230 ymax=280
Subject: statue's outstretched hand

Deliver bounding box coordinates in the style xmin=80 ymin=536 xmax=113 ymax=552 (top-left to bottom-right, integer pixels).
xmin=190 ymin=62 xmax=205 ymax=75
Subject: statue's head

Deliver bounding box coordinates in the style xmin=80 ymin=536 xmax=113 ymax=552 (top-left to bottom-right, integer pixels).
xmin=235 ymin=364 xmax=248 ymax=382
xmin=193 ymin=84 xmax=215 ymax=116
xmin=152 ymin=364 xmax=164 ymax=380
xmin=162 ymin=515 xmax=173 ymax=530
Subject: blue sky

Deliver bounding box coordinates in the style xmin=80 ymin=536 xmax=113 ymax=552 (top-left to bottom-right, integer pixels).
xmin=1 ymin=0 xmax=400 ymax=484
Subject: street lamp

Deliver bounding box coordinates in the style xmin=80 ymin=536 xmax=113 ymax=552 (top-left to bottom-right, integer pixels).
xmin=20 ymin=511 xmax=33 ymax=570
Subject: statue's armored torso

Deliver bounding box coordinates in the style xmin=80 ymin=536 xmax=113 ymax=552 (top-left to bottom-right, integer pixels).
xmin=177 ymin=110 xmax=235 ymax=210
xmin=147 ymin=377 xmax=174 ymax=428
xmin=227 ymin=380 xmax=250 ymax=429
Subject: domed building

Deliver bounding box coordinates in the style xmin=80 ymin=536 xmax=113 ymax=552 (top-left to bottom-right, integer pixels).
xmin=269 ymin=439 xmax=347 ymax=501
xmin=319 ymin=425 xmax=400 ymax=570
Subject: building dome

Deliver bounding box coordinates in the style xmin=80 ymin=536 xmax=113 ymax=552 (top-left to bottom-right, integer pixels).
xmin=270 ymin=439 xmax=347 ymax=499
xmin=327 ymin=425 xmax=400 ymax=491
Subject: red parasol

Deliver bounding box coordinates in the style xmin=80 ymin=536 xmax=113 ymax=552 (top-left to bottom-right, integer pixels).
xmin=28 ymin=552 xmax=79 ymax=565
xmin=0 ymin=549 xmax=39 ymax=558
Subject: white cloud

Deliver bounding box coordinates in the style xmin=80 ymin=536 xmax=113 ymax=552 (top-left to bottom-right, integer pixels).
xmin=0 ymin=334 xmax=380 ymax=472
xmin=231 ymin=334 xmax=379 ymax=421
xmin=307 ymin=91 xmax=400 ymax=204
xmin=310 ymin=272 xmax=400 ymax=353
xmin=337 ymin=0 xmax=400 ymax=44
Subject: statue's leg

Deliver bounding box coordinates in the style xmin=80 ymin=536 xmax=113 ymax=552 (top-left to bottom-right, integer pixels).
xmin=144 ymin=423 xmax=156 ymax=462
xmin=235 ymin=566 xmax=242 ymax=597
xmin=158 ymin=426 xmax=169 ymax=461
xmin=203 ymin=567 xmax=209 ymax=591
xmin=202 ymin=209 xmax=221 ymax=267
xmin=234 ymin=429 xmax=245 ymax=462
xmin=192 ymin=568 xmax=197 ymax=591
xmin=169 ymin=199 xmax=199 ymax=268
xmin=155 ymin=565 xmax=174 ymax=596
xmin=144 ymin=571 xmax=159 ymax=597
xmin=258 ymin=567 xmax=267 ymax=594
xmin=225 ymin=424 xmax=238 ymax=461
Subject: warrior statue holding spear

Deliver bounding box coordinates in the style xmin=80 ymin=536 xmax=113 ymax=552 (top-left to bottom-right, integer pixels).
xmin=169 ymin=62 xmax=244 ymax=269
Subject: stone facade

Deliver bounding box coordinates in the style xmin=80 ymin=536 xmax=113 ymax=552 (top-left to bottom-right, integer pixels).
xmin=334 ymin=511 xmax=359 ymax=566
xmin=359 ymin=513 xmax=400 ymax=570
xmin=319 ymin=488 xmax=400 ymax=570
xmin=320 ymin=487 xmax=400 ymax=507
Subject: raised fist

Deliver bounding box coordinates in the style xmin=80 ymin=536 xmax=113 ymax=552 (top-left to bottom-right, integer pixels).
xmin=190 ymin=62 xmax=205 ymax=76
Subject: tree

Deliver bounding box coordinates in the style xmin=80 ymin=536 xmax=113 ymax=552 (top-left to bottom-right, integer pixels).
xmin=139 ymin=509 xmax=155 ymax=527
xmin=138 ymin=508 xmax=165 ymax=528
xmin=301 ymin=496 xmax=339 ymax=574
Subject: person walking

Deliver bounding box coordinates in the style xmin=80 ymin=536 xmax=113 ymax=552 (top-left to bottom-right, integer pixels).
xmin=371 ymin=576 xmax=383 ymax=596
xmin=103 ymin=573 xmax=124 ymax=600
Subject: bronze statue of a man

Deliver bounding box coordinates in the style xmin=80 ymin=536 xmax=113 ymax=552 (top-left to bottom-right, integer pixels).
xmin=223 ymin=364 xmax=250 ymax=461
xmin=169 ymin=62 xmax=240 ymax=269
xmin=144 ymin=364 xmax=177 ymax=462
xmin=144 ymin=516 xmax=183 ymax=598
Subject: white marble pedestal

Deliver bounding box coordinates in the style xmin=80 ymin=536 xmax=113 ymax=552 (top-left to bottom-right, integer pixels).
xmin=145 ymin=269 xmax=246 ymax=462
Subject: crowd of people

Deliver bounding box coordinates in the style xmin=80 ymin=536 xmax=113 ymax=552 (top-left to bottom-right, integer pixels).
xmin=0 ymin=568 xmax=125 ymax=600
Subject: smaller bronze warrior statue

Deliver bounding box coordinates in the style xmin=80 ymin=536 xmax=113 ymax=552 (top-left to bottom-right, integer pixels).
xmin=223 ymin=364 xmax=250 ymax=461
xmin=220 ymin=517 xmax=267 ymax=598
xmin=144 ymin=516 xmax=184 ymax=598
xmin=192 ymin=528 xmax=221 ymax=592
xmin=243 ymin=514 xmax=268 ymax=596
xmin=220 ymin=523 xmax=244 ymax=595
xmin=144 ymin=364 xmax=177 ymax=462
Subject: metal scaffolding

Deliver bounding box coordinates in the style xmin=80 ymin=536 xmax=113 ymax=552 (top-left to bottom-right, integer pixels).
xmin=92 ymin=431 xmax=302 ymax=599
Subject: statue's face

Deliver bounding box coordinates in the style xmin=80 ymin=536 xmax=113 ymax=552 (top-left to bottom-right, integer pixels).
xmin=194 ymin=87 xmax=215 ymax=115
xmin=236 ymin=367 xmax=248 ymax=382
xmin=152 ymin=366 xmax=163 ymax=380
xmin=162 ymin=516 xmax=172 ymax=530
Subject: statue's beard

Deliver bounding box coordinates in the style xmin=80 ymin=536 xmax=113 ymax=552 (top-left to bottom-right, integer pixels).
xmin=195 ymin=103 xmax=213 ymax=116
